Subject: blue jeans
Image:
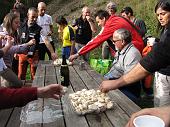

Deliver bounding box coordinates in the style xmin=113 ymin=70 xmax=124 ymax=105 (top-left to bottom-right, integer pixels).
xmin=62 ymin=46 xmax=77 ymax=59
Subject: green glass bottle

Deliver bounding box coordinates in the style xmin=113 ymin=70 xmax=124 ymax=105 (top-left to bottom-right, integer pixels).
xmin=60 ymin=55 xmax=70 ymax=87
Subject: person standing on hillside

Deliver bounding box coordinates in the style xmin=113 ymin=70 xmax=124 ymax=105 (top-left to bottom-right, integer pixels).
xmin=13 ymin=0 xmax=26 ymax=22
xmin=69 ymin=10 xmax=144 ymax=62
xmin=37 ymin=2 xmax=57 ymax=61
xmin=56 ymin=16 xmax=77 ymax=59
xmin=18 ymin=7 xmax=41 ymax=80
xmin=102 ymin=1 xmax=117 ymax=59
xmin=121 ymin=6 xmax=147 ymax=38
xmin=72 ymin=6 xmax=97 ymax=62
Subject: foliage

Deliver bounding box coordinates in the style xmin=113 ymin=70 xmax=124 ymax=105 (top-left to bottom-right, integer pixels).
xmin=115 ymin=0 xmax=158 ymax=36
xmin=0 ymin=0 xmax=51 ymax=23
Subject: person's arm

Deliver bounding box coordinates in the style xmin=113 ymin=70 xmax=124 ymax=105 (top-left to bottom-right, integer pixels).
xmin=100 ymin=63 xmax=149 ymax=93
xmin=47 ymin=16 xmax=53 ymax=36
xmin=7 ymin=39 xmax=35 ymax=55
xmin=69 ymin=26 xmax=113 ymax=61
xmin=2 ymin=45 xmax=12 ymax=55
xmin=44 ymin=38 xmax=58 ymax=60
xmin=70 ymin=40 xmax=76 ymax=56
xmin=86 ymin=16 xmax=97 ymax=33
xmin=125 ymin=106 xmax=170 ymax=127
xmin=0 ymin=84 xmax=63 ymax=109
xmin=47 ymin=24 xmax=53 ymax=36
xmin=0 ymin=87 xmax=37 ymax=109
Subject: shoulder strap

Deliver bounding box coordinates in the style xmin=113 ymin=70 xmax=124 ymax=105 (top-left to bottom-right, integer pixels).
xmin=122 ymin=44 xmax=133 ymax=67
xmin=68 ymin=26 xmax=75 ymax=41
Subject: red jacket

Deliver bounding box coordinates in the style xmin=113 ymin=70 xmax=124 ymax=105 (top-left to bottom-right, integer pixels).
xmin=0 ymin=87 xmax=37 ymax=109
xmin=78 ymin=15 xmax=144 ymax=55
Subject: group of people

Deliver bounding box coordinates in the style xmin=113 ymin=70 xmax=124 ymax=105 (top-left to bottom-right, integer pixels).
xmin=68 ymin=0 xmax=170 ymax=126
xmin=0 ymin=0 xmax=170 ymax=126
xmin=0 ymin=0 xmax=62 ymax=107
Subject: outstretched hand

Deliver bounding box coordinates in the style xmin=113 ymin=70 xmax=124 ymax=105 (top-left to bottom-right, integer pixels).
xmin=69 ymin=53 xmax=79 ymax=62
xmin=37 ymin=84 xmax=63 ymax=99
xmin=100 ymin=80 xmax=119 ymax=93
xmin=51 ymin=53 xmax=58 ymax=61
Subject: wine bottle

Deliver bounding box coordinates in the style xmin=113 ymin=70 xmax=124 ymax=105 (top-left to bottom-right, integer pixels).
xmin=60 ymin=55 xmax=70 ymax=87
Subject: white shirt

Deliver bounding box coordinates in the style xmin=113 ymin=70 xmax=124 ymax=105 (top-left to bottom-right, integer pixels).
xmin=37 ymin=14 xmax=53 ymax=43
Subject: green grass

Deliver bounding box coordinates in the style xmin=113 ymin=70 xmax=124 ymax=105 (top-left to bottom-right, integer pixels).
xmin=26 ymin=66 xmax=31 ymax=80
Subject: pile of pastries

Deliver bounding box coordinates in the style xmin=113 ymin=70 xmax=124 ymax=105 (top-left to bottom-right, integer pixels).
xmin=69 ymin=89 xmax=113 ymax=115
xmin=53 ymin=58 xmax=73 ymax=66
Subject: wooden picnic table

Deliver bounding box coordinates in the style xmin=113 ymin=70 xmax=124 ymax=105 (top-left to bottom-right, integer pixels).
xmin=0 ymin=60 xmax=141 ymax=127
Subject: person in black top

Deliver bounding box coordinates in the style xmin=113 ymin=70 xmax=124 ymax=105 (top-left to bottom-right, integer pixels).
xmin=100 ymin=0 xmax=170 ymax=107
xmin=121 ymin=6 xmax=147 ymax=38
xmin=18 ymin=7 xmax=41 ymax=80
xmin=72 ymin=6 xmax=97 ymax=62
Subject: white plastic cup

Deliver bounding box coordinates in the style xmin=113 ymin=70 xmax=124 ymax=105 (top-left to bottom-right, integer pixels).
xmin=133 ymin=115 xmax=165 ymax=127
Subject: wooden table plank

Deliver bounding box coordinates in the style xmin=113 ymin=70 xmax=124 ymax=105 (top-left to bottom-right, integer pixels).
xmin=86 ymin=113 xmax=114 ymax=127
xmin=73 ymin=64 xmax=133 ymax=127
xmin=86 ymin=68 xmax=141 ymax=116
xmin=69 ymin=66 xmax=88 ymax=91
xmin=20 ymin=62 xmax=45 ymax=127
xmin=43 ymin=64 xmax=65 ymax=127
xmin=0 ymin=108 xmax=13 ymax=127
xmin=70 ymin=65 xmax=114 ymax=127
xmin=6 ymin=108 xmax=21 ymax=127
xmin=55 ymin=66 xmax=89 ymax=127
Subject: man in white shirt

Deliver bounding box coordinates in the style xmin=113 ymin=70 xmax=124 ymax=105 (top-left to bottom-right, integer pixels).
xmin=37 ymin=2 xmax=57 ymax=60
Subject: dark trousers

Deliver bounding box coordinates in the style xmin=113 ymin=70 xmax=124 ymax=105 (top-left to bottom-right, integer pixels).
xmin=38 ymin=42 xmax=55 ymax=60
xmin=12 ymin=58 xmax=19 ymax=75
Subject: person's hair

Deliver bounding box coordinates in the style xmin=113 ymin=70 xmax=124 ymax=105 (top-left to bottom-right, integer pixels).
xmin=155 ymin=0 xmax=170 ymax=32
xmin=106 ymin=1 xmax=117 ymax=13
xmin=3 ymin=13 xmax=19 ymax=35
xmin=28 ymin=7 xmax=38 ymax=14
xmin=94 ymin=10 xmax=110 ymax=20
xmin=82 ymin=6 xmax=90 ymax=13
xmin=55 ymin=16 xmax=68 ymax=25
xmin=155 ymin=0 xmax=170 ymax=13
xmin=121 ymin=6 xmax=133 ymax=16
xmin=114 ymin=28 xmax=132 ymax=44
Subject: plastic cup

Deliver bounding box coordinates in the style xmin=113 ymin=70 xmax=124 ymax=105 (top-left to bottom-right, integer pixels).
xmin=133 ymin=115 xmax=165 ymax=127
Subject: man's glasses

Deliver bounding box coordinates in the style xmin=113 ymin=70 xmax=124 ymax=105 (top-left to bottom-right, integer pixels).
xmin=112 ymin=39 xmax=121 ymax=44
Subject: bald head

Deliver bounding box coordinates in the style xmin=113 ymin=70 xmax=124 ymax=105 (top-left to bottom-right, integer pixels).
xmin=38 ymin=2 xmax=46 ymax=16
